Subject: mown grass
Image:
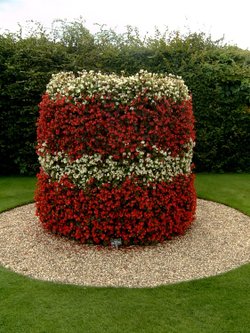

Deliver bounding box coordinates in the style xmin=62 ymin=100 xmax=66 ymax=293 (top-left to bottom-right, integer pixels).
xmin=0 ymin=174 xmax=249 ymax=333
xmin=195 ymin=173 xmax=250 ymax=215
xmin=0 ymin=177 xmax=36 ymax=212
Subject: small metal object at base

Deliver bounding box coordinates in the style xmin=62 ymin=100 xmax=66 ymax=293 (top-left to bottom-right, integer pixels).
xmin=110 ymin=238 xmax=122 ymax=249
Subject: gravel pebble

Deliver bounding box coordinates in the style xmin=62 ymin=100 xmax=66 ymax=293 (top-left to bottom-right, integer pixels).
xmin=0 ymin=199 xmax=249 ymax=288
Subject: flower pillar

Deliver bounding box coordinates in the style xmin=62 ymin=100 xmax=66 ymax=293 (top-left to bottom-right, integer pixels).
xmin=35 ymin=70 xmax=196 ymax=246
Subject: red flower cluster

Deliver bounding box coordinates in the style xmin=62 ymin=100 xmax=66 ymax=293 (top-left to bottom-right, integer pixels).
xmin=35 ymin=171 xmax=196 ymax=245
xmin=37 ymin=95 xmax=195 ymax=160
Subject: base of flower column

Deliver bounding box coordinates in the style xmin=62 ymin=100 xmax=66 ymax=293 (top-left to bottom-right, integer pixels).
xmin=35 ymin=171 xmax=196 ymax=246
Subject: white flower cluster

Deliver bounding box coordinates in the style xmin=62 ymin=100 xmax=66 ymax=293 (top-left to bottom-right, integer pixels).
xmin=38 ymin=140 xmax=194 ymax=189
xmin=46 ymin=69 xmax=190 ymax=104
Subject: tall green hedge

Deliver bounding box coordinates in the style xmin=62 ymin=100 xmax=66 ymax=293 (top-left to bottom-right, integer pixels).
xmin=0 ymin=22 xmax=249 ymax=174
xmin=0 ymin=34 xmax=71 ymax=174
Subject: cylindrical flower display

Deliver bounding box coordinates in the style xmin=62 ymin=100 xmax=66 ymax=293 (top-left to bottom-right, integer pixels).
xmin=35 ymin=70 xmax=196 ymax=246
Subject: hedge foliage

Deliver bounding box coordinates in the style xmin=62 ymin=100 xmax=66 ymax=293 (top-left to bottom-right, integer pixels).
xmin=0 ymin=20 xmax=249 ymax=174
xmin=35 ymin=70 xmax=196 ymax=245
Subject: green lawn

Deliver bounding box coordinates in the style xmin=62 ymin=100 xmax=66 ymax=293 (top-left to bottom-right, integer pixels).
xmin=195 ymin=173 xmax=250 ymax=215
xmin=0 ymin=174 xmax=249 ymax=333
xmin=0 ymin=177 xmax=37 ymax=212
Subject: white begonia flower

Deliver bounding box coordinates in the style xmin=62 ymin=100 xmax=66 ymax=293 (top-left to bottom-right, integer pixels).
xmin=46 ymin=69 xmax=190 ymax=105
xmin=38 ymin=139 xmax=194 ymax=189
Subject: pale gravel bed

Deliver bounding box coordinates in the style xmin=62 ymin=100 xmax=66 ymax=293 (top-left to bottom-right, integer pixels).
xmin=0 ymin=199 xmax=249 ymax=288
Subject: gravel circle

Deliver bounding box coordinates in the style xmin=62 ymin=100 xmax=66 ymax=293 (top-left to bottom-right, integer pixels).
xmin=0 ymin=199 xmax=249 ymax=288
